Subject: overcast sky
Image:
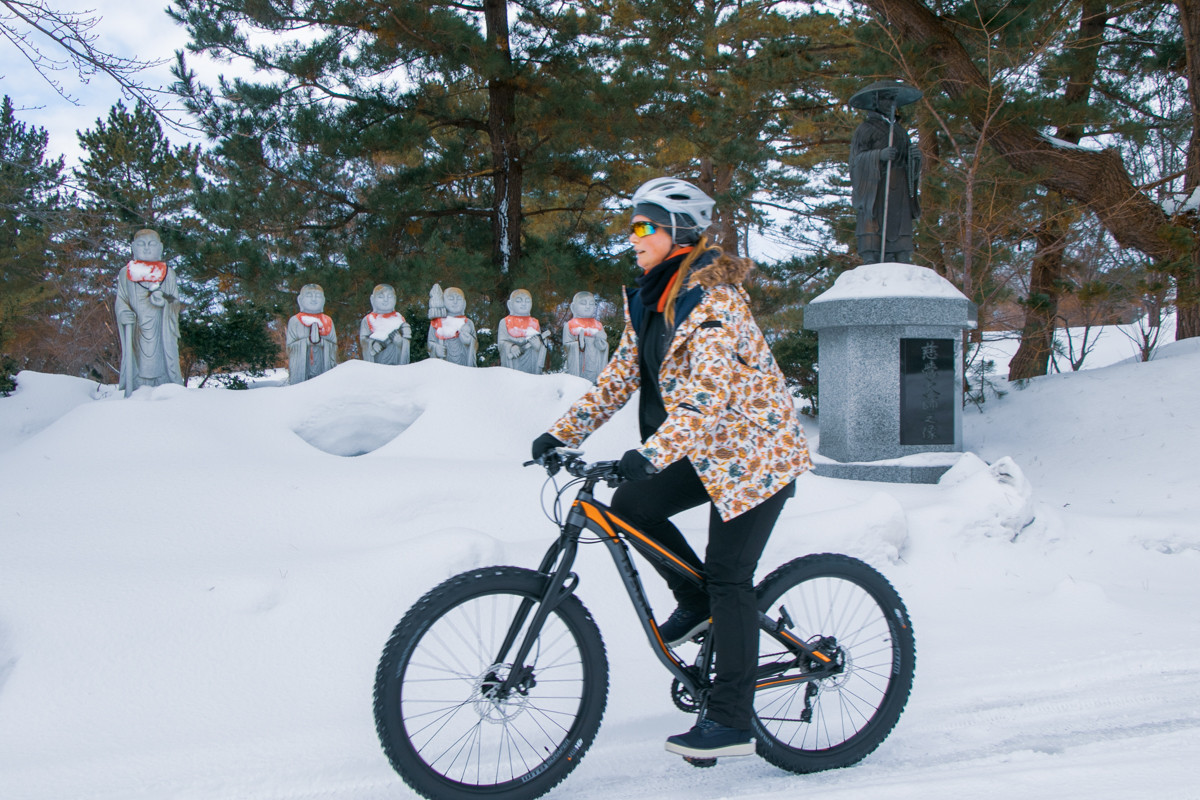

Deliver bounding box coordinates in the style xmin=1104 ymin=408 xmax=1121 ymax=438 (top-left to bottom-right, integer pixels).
xmin=0 ymin=0 xmax=227 ymax=165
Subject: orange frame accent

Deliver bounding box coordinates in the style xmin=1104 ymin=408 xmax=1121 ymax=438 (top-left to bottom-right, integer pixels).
xmin=577 ymin=501 xmax=703 ymax=581
xmin=575 ymin=500 xmax=694 ymax=660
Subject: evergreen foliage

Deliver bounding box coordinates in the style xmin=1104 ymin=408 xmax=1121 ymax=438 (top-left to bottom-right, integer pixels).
xmin=179 ymin=300 xmax=279 ymax=387
xmin=0 ymin=96 xmax=63 ymax=364
xmin=0 ymin=353 xmax=17 ymax=396
xmin=771 ymin=329 xmax=820 ymax=414
xmin=578 ymin=0 xmax=859 ymax=256
xmin=10 ymin=101 xmax=202 ymax=381
xmin=856 ymin=0 xmax=1194 ymax=345
xmin=4 ymin=0 xmax=1200 ymax=390
xmin=168 ymin=0 xmax=631 ymax=334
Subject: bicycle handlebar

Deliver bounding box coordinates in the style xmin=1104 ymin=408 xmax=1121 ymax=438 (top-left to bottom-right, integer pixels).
xmin=524 ymin=448 xmax=624 ymax=486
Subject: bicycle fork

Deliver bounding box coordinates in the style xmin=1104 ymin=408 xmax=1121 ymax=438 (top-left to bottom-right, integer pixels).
xmin=487 ymin=530 xmax=582 ymax=700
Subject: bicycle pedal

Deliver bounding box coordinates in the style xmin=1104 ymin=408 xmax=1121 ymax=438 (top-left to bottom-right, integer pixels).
xmin=683 ymin=756 xmax=717 ymax=768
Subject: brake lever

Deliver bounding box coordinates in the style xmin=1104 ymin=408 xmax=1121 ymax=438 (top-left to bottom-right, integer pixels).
xmin=523 ymin=455 xmax=560 ymax=476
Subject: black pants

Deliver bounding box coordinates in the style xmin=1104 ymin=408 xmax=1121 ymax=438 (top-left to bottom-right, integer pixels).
xmin=610 ymin=459 xmax=795 ymax=730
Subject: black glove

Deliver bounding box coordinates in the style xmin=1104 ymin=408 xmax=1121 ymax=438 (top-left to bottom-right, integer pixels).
xmin=618 ymin=449 xmax=658 ymax=482
xmin=531 ymin=432 xmax=566 ymax=461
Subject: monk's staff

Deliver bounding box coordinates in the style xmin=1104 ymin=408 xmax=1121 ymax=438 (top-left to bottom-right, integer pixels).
xmin=879 ymin=104 xmax=896 ymax=265
xmin=120 ymin=320 xmax=134 ymax=398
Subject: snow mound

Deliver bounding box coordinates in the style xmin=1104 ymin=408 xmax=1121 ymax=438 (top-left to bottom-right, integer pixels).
xmin=938 ymin=452 xmax=1035 ymax=540
xmin=0 ymin=371 xmax=99 ymax=452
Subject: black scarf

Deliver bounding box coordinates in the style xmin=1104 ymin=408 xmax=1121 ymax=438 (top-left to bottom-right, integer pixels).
xmin=636 ymin=251 xmax=689 ymax=311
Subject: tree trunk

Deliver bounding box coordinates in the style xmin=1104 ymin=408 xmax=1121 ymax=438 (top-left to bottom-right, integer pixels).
xmin=1010 ymin=0 xmax=1108 ymax=379
xmin=698 ymin=159 xmax=739 ymax=253
xmin=1176 ymin=0 xmax=1200 ymax=339
xmin=484 ymin=0 xmax=521 ymax=298
xmin=860 ymin=0 xmax=1191 ymax=326
xmin=1009 ymin=196 xmax=1070 ymax=380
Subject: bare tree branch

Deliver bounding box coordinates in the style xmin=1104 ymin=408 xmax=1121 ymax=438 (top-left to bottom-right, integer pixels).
xmin=1 ymin=0 xmax=168 ymax=110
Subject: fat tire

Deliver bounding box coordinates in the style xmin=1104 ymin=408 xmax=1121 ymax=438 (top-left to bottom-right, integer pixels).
xmin=374 ymin=567 xmax=608 ymax=800
xmin=752 ymin=553 xmax=915 ymax=773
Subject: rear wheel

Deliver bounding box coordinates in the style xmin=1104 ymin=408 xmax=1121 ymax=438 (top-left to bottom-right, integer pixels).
xmin=374 ymin=567 xmax=609 ymax=800
xmin=752 ymin=553 xmax=915 ymax=773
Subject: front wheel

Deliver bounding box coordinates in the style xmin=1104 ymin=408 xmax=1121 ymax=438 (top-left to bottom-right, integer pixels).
xmin=373 ymin=567 xmax=609 ymax=800
xmin=752 ymin=553 xmax=916 ymax=773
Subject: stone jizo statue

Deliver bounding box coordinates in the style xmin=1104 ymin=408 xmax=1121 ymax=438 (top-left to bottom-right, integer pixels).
xmin=287 ymin=283 xmax=338 ymax=384
xmin=115 ymin=229 xmax=184 ymax=397
xmin=498 ymin=289 xmax=551 ymax=374
xmin=562 ymin=291 xmax=608 ymax=383
xmin=849 ymin=80 xmax=923 ymax=264
xmin=427 ymin=284 xmax=477 ymax=367
xmin=359 ymin=284 xmax=411 ymax=365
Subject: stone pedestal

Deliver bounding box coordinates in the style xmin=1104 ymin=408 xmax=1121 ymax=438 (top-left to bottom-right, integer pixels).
xmin=803 ymin=264 xmax=977 ymax=483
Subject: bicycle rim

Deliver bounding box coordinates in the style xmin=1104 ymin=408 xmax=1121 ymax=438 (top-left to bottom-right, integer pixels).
xmin=398 ymin=588 xmax=590 ymax=789
xmin=755 ymin=558 xmax=911 ymax=758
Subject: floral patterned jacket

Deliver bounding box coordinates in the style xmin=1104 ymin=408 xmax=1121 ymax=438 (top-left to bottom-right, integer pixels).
xmin=548 ymin=252 xmax=812 ymax=521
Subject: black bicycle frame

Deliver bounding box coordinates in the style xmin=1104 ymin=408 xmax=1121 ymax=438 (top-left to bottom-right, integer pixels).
xmin=491 ymin=469 xmax=838 ymax=702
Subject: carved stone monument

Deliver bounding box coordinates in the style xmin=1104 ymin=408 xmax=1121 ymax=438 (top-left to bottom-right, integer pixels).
xmin=427 ymin=284 xmax=477 ymax=367
xmin=287 ymin=283 xmax=338 ymax=384
xmin=359 ymin=284 xmax=411 ymax=365
xmin=115 ymin=229 xmax=184 ymax=397
xmin=498 ymin=289 xmax=551 ymax=374
xmin=562 ymin=291 xmax=608 ymax=383
xmin=803 ymin=263 xmax=976 ymax=483
xmin=849 ymin=80 xmax=922 ymax=264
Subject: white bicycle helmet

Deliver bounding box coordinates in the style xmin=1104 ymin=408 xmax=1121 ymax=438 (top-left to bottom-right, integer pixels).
xmin=630 ymin=177 xmax=715 ymax=243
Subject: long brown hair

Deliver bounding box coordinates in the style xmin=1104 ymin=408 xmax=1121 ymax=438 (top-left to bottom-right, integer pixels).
xmin=663 ymin=235 xmax=722 ymax=327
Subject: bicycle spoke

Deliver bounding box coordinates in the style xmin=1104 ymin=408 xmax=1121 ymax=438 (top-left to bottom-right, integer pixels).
xmin=394 ymin=588 xmax=590 ymax=789
xmin=757 ymin=571 xmax=900 ymax=751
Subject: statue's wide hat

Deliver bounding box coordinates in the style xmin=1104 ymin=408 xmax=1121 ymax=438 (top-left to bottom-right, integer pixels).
xmin=848 ymin=80 xmax=922 ymax=112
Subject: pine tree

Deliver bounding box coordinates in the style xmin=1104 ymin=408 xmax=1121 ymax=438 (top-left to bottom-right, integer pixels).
xmin=856 ymin=0 xmax=1196 ymax=340
xmin=578 ymin=0 xmax=857 ymax=257
xmin=169 ymin=0 xmax=628 ymax=337
xmin=74 ymin=101 xmax=201 ymax=252
xmin=0 ymin=96 xmax=64 ymax=370
xmin=17 ymin=101 xmax=202 ymax=381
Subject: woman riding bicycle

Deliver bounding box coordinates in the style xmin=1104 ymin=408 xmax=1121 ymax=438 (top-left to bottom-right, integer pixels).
xmin=531 ymin=177 xmax=812 ymax=759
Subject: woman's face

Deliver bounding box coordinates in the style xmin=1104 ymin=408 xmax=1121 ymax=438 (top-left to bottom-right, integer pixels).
xmin=629 ymin=214 xmax=674 ymax=272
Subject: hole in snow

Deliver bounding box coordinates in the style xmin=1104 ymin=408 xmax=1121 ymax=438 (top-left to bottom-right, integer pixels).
xmin=293 ymin=402 xmax=424 ymax=457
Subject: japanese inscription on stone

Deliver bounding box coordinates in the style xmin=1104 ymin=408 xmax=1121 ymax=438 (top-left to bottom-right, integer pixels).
xmin=900 ymin=338 xmax=954 ymax=445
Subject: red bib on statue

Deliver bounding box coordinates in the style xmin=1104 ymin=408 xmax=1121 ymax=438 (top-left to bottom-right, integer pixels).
xmin=126 ymin=260 xmax=168 ymax=284
xmin=504 ymin=316 xmax=540 ymax=339
xmin=568 ymin=318 xmax=604 ymax=337
xmin=433 ymin=316 xmax=468 ymax=339
xmin=366 ymin=312 xmax=404 ymax=338
xmin=296 ymin=313 xmax=333 ymax=336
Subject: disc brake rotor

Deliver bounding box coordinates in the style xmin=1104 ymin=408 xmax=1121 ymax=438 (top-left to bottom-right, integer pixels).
xmin=473 ymin=664 xmax=533 ymax=723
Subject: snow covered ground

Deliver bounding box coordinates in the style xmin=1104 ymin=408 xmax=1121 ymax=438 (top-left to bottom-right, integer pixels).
xmin=2 ymin=325 xmax=1198 ymax=800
